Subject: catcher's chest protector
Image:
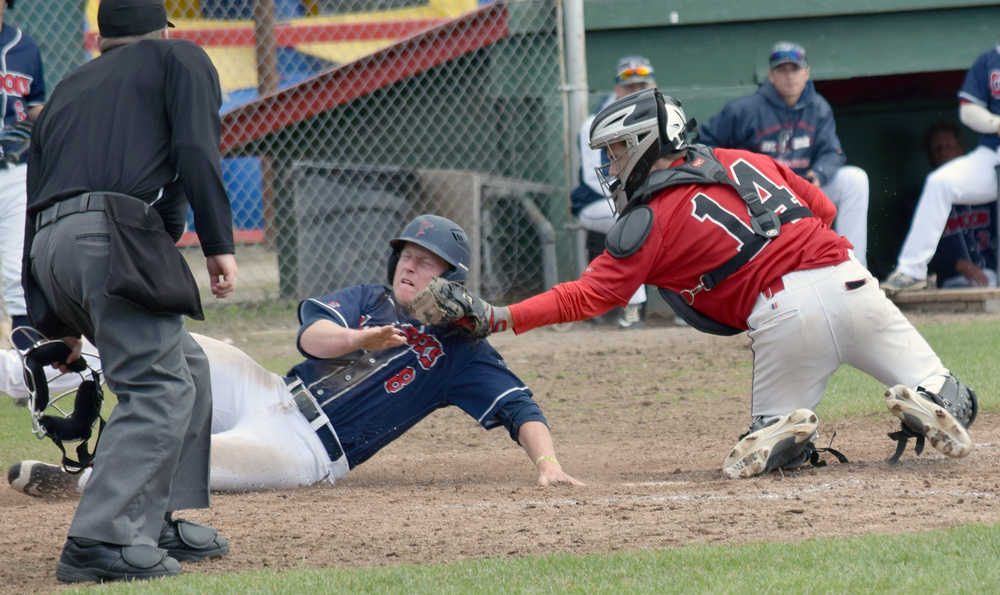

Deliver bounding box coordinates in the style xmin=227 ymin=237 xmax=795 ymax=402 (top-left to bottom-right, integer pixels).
xmin=605 ymin=145 xmax=813 ymax=335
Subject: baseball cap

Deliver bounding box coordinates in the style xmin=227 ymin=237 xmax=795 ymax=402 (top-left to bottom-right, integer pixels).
xmin=98 ymin=0 xmax=175 ymax=38
xmin=769 ymin=42 xmax=807 ymax=69
xmin=615 ymin=55 xmax=656 ymax=86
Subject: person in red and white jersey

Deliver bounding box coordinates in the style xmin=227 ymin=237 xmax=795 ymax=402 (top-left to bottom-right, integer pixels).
xmin=418 ymin=88 xmax=979 ymax=479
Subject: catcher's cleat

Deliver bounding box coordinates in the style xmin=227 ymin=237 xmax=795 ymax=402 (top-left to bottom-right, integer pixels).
xmin=722 ymin=409 xmax=819 ymax=479
xmin=880 ymin=271 xmax=927 ymax=296
xmin=7 ymin=460 xmax=82 ymax=498
xmin=885 ymin=385 xmax=971 ymax=459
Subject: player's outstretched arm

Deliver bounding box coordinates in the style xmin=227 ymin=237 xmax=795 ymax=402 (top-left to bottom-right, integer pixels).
xmin=410 ymin=278 xmax=512 ymax=337
xmin=300 ymin=319 xmax=406 ymax=359
xmin=516 ymin=421 xmax=584 ymax=487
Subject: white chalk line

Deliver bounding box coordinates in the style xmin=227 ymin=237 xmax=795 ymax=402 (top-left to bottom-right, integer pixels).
xmin=444 ymin=476 xmax=998 ymax=511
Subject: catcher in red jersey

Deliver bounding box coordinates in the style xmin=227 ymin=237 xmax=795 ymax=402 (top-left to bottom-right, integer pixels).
xmin=413 ymin=88 xmax=978 ymax=479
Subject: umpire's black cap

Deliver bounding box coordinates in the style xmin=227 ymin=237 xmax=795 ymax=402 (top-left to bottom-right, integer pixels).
xmin=98 ymin=0 xmax=175 ymax=38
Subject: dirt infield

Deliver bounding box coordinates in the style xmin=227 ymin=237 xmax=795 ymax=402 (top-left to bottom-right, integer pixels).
xmin=3 ymin=313 xmax=998 ymax=593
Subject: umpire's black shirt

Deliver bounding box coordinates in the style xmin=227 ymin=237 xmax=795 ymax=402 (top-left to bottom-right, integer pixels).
xmin=26 ymin=38 xmax=234 ymax=256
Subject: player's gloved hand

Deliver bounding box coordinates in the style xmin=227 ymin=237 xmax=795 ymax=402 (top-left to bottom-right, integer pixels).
xmin=410 ymin=277 xmax=510 ymax=338
xmin=0 ymin=119 xmax=33 ymax=163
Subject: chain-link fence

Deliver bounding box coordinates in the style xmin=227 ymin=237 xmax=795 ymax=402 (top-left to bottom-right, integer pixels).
xmin=11 ymin=0 xmax=570 ymax=317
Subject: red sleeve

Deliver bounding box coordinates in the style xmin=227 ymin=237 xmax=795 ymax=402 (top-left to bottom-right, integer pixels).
xmin=509 ymin=250 xmax=648 ymax=333
xmin=508 ymin=289 xmax=562 ymax=333
xmin=509 ymin=278 xmax=620 ymax=334
xmin=777 ymin=160 xmax=837 ymax=227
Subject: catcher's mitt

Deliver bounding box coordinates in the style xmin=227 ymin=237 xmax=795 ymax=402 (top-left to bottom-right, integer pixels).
xmin=410 ymin=277 xmax=497 ymax=338
xmin=0 ymin=119 xmax=33 ymax=164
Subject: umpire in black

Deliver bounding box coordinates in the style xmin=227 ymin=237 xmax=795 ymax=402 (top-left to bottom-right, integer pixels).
xmin=23 ymin=0 xmax=237 ymax=583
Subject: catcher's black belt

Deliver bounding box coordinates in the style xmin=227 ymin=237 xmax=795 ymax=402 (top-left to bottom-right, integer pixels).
xmin=284 ymin=375 xmax=345 ymax=463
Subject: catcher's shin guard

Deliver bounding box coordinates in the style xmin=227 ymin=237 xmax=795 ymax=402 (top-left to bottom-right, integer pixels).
xmin=722 ymin=409 xmax=819 ymax=479
xmin=885 ymin=382 xmax=973 ymax=463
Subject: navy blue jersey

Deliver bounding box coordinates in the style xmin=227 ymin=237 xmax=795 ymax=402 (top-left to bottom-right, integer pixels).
xmin=288 ymin=284 xmax=545 ymax=468
xmin=0 ymin=23 xmax=45 ymax=161
xmin=930 ymin=203 xmax=997 ymax=283
xmin=958 ymin=46 xmax=1000 ymax=150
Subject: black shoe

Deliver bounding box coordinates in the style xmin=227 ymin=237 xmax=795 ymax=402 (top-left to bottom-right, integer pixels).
xmin=56 ymin=537 xmax=180 ymax=583
xmin=159 ymin=517 xmax=230 ymax=561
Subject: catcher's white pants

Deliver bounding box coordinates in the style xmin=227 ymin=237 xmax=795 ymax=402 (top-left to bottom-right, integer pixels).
xmin=0 ymin=163 xmax=27 ymax=317
xmin=578 ymin=199 xmax=646 ymax=305
xmin=896 ymin=145 xmax=1000 ymax=280
xmin=1 ymin=334 xmax=346 ymax=491
xmin=747 ymin=253 xmax=950 ymax=418
xmin=821 ymin=165 xmax=870 ymax=269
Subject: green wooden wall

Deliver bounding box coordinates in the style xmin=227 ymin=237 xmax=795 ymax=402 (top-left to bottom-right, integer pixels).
xmin=582 ymin=1 xmax=1000 ymax=277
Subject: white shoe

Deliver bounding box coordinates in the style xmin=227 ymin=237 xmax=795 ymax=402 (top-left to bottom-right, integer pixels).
xmin=885 ymin=385 xmax=971 ymax=458
xmin=7 ymin=460 xmax=82 ymax=498
xmin=722 ymin=409 xmax=818 ymax=479
xmin=617 ymin=304 xmax=643 ymax=329
xmin=881 ymin=271 xmax=927 ymax=296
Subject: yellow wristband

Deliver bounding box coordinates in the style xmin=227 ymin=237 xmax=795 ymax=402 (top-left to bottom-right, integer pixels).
xmin=535 ymin=455 xmax=560 ymax=467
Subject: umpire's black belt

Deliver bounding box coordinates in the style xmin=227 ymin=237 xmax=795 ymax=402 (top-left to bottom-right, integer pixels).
xmin=284 ymin=375 xmax=346 ymax=463
xmin=34 ymin=192 xmax=140 ymax=232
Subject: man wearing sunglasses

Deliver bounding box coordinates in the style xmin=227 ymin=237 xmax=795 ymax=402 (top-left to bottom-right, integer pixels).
xmin=700 ymin=41 xmax=870 ymax=269
xmin=569 ymin=55 xmax=657 ymax=329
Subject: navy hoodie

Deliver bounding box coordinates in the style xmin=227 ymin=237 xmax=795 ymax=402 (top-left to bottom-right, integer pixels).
xmin=699 ymin=80 xmax=846 ymax=186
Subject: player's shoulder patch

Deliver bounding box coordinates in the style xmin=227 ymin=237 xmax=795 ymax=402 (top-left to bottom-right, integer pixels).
xmin=606 ymin=205 xmax=654 ymax=259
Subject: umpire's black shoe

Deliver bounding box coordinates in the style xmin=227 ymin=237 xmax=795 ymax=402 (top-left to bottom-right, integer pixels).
xmin=159 ymin=517 xmax=230 ymax=561
xmin=56 ymin=537 xmax=180 ymax=583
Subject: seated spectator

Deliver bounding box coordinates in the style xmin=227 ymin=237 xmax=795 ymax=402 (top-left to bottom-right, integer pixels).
xmin=699 ymin=41 xmax=870 ymax=268
xmin=569 ymin=55 xmax=656 ymax=328
xmin=882 ymin=45 xmax=1000 ymax=294
xmin=923 ymin=122 xmax=997 ymax=288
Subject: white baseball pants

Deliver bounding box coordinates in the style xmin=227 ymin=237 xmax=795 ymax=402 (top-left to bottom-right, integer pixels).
xmin=1 ymin=334 xmax=346 ymax=491
xmin=0 ymin=163 xmax=27 ymax=317
xmin=747 ymin=254 xmax=950 ymax=418
xmin=896 ymin=145 xmax=1000 ymax=279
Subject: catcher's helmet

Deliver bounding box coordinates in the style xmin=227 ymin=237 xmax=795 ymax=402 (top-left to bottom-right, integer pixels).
xmin=590 ymin=88 xmax=695 ymax=211
xmin=387 ymin=214 xmax=471 ymax=284
xmin=11 ymin=327 xmax=105 ymax=473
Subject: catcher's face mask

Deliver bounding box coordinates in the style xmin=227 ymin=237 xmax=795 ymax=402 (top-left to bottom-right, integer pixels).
xmin=11 ymin=327 xmax=105 ymax=473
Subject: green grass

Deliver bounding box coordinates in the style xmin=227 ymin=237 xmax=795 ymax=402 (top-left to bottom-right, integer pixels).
xmin=62 ymin=523 xmax=1000 ymax=594
xmin=817 ymin=318 xmax=1000 ymax=420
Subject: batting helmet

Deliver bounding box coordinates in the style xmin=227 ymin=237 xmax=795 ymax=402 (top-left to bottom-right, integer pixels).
xmin=387 ymin=214 xmax=471 ymax=284
xmin=590 ymin=88 xmax=695 ymax=211
xmin=5 ymin=0 xmax=14 ymax=9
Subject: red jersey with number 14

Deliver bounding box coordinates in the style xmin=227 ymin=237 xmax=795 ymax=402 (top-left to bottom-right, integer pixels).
xmin=511 ymin=147 xmax=853 ymax=331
